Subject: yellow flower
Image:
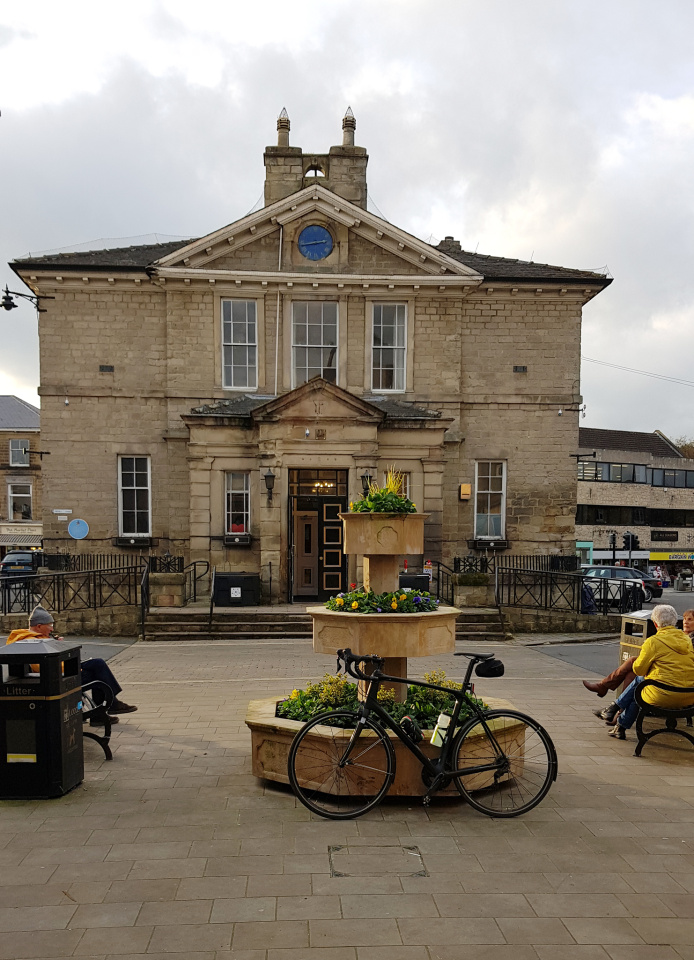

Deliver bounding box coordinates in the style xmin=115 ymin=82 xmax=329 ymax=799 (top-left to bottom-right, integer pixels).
xmin=391 ymin=601 xmax=398 ymax=609
xmin=351 ymin=601 xmax=359 ymax=609
xmin=290 ymin=689 xmax=300 ymax=700
xmin=336 ymin=597 xmax=344 ymax=606
xmin=349 ymin=501 xmax=353 ymax=510
xmin=400 ymin=594 xmax=407 ymax=601
xmin=412 ymin=503 xmax=416 ymax=509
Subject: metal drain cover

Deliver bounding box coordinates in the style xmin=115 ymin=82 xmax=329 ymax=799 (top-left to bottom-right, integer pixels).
xmin=328 ymin=844 xmax=428 ymax=877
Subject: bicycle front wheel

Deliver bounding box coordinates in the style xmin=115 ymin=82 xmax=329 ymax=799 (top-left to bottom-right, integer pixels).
xmin=288 ymin=711 xmax=396 ymax=820
xmin=452 ymin=710 xmax=557 ymax=817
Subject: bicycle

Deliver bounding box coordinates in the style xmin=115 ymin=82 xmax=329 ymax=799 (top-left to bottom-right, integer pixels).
xmin=287 ymin=647 xmax=558 ymax=819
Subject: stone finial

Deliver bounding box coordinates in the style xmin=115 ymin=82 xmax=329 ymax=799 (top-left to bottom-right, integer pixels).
xmin=277 ymin=107 xmax=290 ymax=147
xmin=342 ymin=106 xmax=356 ymax=146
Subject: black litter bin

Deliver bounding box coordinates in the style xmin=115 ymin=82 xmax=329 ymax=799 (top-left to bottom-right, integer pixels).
xmin=213 ymin=572 xmax=261 ymax=607
xmin=0 ymin=639 xmax=84 ymax=799
xmin=399 ymin=574 xmax=432 ymax=593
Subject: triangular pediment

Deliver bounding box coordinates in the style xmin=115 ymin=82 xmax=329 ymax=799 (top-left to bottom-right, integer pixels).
xmin=152 ymin=184 xmax=481 ymax=280
xmin=252 ymin=379 xmax=385 ymax=424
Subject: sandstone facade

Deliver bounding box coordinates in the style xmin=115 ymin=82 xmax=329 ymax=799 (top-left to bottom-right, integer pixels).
xmin=10 ymin=111 xmax=611 ymax=600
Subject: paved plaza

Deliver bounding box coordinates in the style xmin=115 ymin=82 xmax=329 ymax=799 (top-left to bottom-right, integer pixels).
xmin=2 ymin=634 xmax=694 ymax=959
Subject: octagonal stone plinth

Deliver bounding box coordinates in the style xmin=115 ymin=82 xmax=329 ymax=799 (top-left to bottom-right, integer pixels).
xmin=309 ymin=606 xmax=458 ymax=658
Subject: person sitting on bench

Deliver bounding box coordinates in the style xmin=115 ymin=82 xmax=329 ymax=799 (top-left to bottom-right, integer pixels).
xmin=584 ymin=608 xmax=694 ymax=723
xmin=587 ymin=604 xmax=694 ymax=740
xmin=4 ymin=606 xmax=137 ymax=724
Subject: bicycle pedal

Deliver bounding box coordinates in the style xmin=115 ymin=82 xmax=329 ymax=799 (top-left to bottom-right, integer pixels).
xmin=422 ymin=796 xmax=431 ymax=807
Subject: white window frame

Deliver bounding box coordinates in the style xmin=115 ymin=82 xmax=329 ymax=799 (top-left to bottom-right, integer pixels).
xmin=9 ymin=439 xmax=30 ymax=467
xmin=226 ymin=472 xmax=251 ymax=534
xmin=371 ymin=303 xmax=407 ymax=392
xmin=118 ymin=456 xmax=151 ymax=537
xmin=221 ymin=299 xmax=258 ymax=390
xmin=291 ymin=301 xmax=339 ymax=388
xmin=474 ymin=461 xmax=506 ymax=540
xmin=381 ymin=471 xmax=411 ymax=499
xmin=8 ymin=482 xmax=32 ymax=521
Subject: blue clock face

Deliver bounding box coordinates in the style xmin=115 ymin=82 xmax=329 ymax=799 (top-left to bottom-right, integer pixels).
xmin=298 ymin=225 xmax=333 ymax=261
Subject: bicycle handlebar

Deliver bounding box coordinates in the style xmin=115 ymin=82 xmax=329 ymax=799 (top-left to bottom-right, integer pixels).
xmin=337 ymin=648 xmax=385 ymax=682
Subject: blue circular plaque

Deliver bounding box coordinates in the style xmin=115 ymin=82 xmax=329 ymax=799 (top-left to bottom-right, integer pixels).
xmin=68 ymin=518 xmax=89 ymax=540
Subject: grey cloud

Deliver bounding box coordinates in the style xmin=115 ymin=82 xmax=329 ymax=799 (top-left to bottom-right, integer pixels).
xmin=2 ymin=0 xmax=694 ymax=433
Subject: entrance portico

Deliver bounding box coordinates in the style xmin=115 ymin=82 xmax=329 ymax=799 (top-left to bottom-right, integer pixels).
xmin=182 ymin=378 xmax=451 ymax=602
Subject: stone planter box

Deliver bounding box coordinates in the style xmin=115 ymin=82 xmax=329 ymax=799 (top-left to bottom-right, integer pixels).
xmin=309 ymin=605 xmax=458 ymax=658
xmin=246 ymin=695 xmax=518 ymax=797
xmin=340 ymin=512 xmax=427 ymax=556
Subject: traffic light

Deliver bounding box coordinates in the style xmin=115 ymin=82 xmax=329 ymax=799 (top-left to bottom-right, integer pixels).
xmin=631 ymin=535 xmax=640 ymax=551
xmin=622 ymin=533 xmax=631 ymax=551
xmin=609 ymin=533 xmax=616 ymax=549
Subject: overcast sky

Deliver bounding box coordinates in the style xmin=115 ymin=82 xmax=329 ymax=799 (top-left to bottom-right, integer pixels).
xmin=1 ymin=0 xmax=693 ymax=439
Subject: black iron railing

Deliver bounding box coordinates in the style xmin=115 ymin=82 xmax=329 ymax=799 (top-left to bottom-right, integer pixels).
xmin=42 ymin=553 xmax=150 ymax=572
xmin=454 ymin=554 xmax=580 ymax=575
xmin=431 ymin=561 xmax=455 ymax=605
xmin=495 ymin=569 xmax=642 ymax=616
xmin=184 ymin=561 xmax=209 ymax=604
xmin=149 ymin=555 xmax=185 ymax=574
xmin=1 ymin=566 xmax=142 ymax=616
xmin=140 ymin=564 xmax=150 ymax=639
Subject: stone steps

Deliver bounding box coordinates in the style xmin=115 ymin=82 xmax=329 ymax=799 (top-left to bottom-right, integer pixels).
xmin=143 ymin=606 xmax=509 ymax=642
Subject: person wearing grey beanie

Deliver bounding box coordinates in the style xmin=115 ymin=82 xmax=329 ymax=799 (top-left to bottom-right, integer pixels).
xmin=5 ymin=606 xmax=137 ymax=723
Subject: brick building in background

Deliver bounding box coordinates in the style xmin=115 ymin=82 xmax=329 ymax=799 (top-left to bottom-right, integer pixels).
xmin=576 ymin=427 xmax=694 ymax=576
xmin=9 ymin=110 xmax=611 ymax=600
xmin=0 ymin=395 xmax=42 ymax=557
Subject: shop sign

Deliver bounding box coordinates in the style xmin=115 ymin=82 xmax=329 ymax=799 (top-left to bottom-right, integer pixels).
xmin=649 ymin=552 xmax=694 ymax=561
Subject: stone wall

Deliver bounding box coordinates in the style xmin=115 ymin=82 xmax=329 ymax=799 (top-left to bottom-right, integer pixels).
xmin=501 ymin=606 xmax=621 ymax=634
xmin=1 ymin=606 xmax=139 ymax=638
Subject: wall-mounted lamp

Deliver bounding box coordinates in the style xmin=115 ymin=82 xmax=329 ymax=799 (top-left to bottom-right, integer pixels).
xmin=1 ymin=285 xmax=54 ymax=313
xmin=264 ymin=469 xmax=276 ymax=502
xmin=360 ymin=472 xmax=372 ymax=495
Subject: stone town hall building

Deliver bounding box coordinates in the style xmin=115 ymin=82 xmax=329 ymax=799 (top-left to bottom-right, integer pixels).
xmin=10 ymin=111 xmax=611 ymax=601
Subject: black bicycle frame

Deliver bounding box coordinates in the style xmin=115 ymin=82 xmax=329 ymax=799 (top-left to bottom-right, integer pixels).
xmin=344 ymin=669 xmax=507 ymax=785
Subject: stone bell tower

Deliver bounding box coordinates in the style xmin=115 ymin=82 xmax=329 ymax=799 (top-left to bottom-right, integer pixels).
xmin=263 ymin=108 xmax=369 ymax=209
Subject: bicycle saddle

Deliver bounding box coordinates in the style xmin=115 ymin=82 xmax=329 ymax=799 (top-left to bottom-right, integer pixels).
xmin=455 ymin=652 xmax=495 ymax=660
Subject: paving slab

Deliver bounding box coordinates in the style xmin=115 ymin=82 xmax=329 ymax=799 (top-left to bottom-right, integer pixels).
xmin=1 ymin=632 xmax=694 ymax=957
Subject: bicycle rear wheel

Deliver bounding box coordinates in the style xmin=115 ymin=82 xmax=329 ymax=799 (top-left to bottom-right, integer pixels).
xmin=452 ymin=709 xmax=557 ymax=817
xmin=287 ymin=710 xmax=396 ymax=820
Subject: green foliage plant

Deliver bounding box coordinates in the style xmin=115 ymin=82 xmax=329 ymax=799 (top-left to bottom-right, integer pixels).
xmin=350 ymin=466 xmax=416 ymax=514
xmin=276 ymin=670 xmax=487 ymax=730
xmin=455 ymin=573 xmax=490 ymax=587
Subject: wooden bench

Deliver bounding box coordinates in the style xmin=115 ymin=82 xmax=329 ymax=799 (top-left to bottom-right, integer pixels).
xmin=81 ymin=680 xmax=114 ymax=761
xmin=634 ymin=678 xmax=694 ymax=757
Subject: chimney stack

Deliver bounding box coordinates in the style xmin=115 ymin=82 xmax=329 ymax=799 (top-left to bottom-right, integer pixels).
xmin=277 ymin=107 xmax=290 ymax=147
xmin=342 ymin=106 xmax=356 ymax=147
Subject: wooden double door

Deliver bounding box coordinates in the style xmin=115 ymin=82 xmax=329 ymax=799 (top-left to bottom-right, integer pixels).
xmin=290 ymin=497 xmax=347 ymax=601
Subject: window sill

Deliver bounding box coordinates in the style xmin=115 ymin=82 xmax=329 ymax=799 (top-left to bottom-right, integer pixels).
xmin=467 ymin=539 xmax=509 ymax=551
xmin=114 ymin=537 xmax=153 ymax=548
xmin=224 ymin=534 xmax=252 ymax=546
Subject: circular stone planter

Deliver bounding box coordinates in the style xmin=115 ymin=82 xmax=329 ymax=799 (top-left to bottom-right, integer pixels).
xmin=245 ymin=695 xmax=518 ymax=797
xmin=310 ymin=605 xmax=458 ymax=658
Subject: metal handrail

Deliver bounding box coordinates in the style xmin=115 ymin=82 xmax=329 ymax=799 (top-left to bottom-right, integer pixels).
xmin=184 ymin=560 xmax=210 ymax=604
xmin=208 ymin=567 xmax=216 ymax=632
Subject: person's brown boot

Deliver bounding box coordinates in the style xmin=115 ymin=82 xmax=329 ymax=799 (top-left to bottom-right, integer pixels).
xmin=583 ymin=680 xmax=608 ymax=697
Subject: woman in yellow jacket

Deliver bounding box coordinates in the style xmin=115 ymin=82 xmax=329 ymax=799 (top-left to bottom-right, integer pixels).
xmin=609 ymin=604 xmax=694 ymax=740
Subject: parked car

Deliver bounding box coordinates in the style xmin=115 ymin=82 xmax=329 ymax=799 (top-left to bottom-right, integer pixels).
xmin=0 ymin=551 xmax=40 ymax=578
xmin=581 ymin=565 xmax=663 ymax=603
